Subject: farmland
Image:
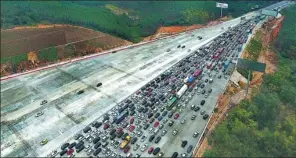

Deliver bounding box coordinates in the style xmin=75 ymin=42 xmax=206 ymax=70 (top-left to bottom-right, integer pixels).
xmin=0 ymin=25 xmax=131 ymax=77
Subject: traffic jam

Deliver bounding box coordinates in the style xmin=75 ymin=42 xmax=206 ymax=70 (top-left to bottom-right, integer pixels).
xmin=48 ymin=17 xmax=259 ymax=158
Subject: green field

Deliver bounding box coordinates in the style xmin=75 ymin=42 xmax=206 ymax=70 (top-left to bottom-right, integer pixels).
xmin=1 ymin=1 xmax=273 ymax=43
xmin=204 ymin=4 xmax=296 ymax=157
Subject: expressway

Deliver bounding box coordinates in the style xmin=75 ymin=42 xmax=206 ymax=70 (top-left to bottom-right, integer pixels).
xmin=0 ymin=2 xmax=292 ymax=157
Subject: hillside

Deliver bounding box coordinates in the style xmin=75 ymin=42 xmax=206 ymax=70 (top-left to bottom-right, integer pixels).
xmin=1 ymin=1 xmax=273 ymax=42
xmin=203 ymin=4 xmax=296 ymax=157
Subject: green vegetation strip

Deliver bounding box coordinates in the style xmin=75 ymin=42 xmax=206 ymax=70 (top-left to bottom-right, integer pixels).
xmin=1 ymin=1 xmax=273 ymax=42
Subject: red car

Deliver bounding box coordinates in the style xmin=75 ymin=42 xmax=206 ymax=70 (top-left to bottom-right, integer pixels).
xmin=123 ymin=146 xmax=130 ymax=153
xmin=103 ymin=123 xmax=110 ymax=130
xmin=117 ymin=128 xmax=123 ymax=134
xmin=129 ymin=125 xmax=135 ymax=132
xmin=154 ymin=121 xmax=160 ymax=128
xmin=130 ymin=117 xmax=134 ymax=124
xmin=136 ymin=90 xmax=141 ymax=95
xmin=148 ymin=147 xmax=154 ymax=154
xmin=174 ymin=113 xmax=180 ymax=119
xmin=67 ymin=148 xmax=74 ymax=155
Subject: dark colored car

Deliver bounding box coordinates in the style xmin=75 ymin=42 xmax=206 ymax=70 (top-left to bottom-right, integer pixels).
xmin=96 ymin=82 xmax=102 ymax=87
xmin=154 ymin=136 xmax=161 ymax=144
xmin=200 ymin=100 xmax=205 ymax=106
xmin=203 ymin=114 xmax=209 ymax=120
xmin=187 ymin=145 xmax=193 ymax=153
xmin=181 ymin=140 xmax=188 ymax=148
xmin=131 ymin=137 xmax=138 ymax=144
xmin=171 ymin=152 xmax=178 ymax=158
xmin=61 ymin=143 xmax=70 ymax=150
xmin=149 ymin=135 xmax=155 ymax=142
xmin=153 ymin=147 xmax=160 ymax=155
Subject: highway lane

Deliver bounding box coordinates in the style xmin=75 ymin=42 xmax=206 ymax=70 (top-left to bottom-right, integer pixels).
xmin=1 ymin=1 xmax=291 ymax=156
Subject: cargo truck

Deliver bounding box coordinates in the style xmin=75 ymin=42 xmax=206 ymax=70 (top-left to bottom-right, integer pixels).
xmin=176 ymin=84 xmax=188 ymax=98
xmin=167 ymin=97 xmax=177 ymax=110
xmin=120 ymin=135 xmax=131 ymax=149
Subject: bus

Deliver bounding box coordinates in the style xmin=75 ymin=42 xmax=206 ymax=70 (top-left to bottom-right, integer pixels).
xmin=167 ymin=97 xmax=177 ymax=110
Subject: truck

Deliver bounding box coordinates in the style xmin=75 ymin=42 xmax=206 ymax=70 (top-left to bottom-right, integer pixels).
xmin=116 ymin=110 xmax=128 ymax=124
xmin=167 ymin=97 xmax=177 ymax=110
xmin=120 ymin=135 xmax=131 ymax=149
xmin=193 ymin=69 xmax=202 ymax=78
xmin=176 ymin=84 xmax=188 ymax=98
xmin=187 ymin=76 xmax=195 ymax=83
xmin=224 ymin=60 xmax=231 ymax=70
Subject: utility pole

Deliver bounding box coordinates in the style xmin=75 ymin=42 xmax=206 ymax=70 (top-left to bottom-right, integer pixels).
xmin=245 ymin=70 xmax=251 ymax=98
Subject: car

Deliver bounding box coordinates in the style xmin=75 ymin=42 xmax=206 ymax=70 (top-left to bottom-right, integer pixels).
xmin=187 ymin=145 xmax=193 ymax=153
xmin=159 ymin=124 xmax=164 ymax=129
xmin=133 ymin=144 xmax=140 ymax=151
xmin=167 ymin=48 xmax=171 ymax=52
xmin=168 ymin=112 xmax=174 ymax=118
xmin=140 ymin=135 xmax=147 ymax=142
xmin=200 ymin=100 xmax=205 ymax=106
xmin=126 ymin=153 xmax=132 ymax=157
xmin=40 ymin=100 xmax=47 ymax=105
xmin=181 ymin=140 xmax=188 ymax=147
xmin=174 ymin=113 xmax=179 ymax=119
xmin=155 ymin=136 xmax=161 ymax=144
xmin=194 ymin=106 xmax=200 ymax=112
xmin=123 ymin=146 xmax=130 ymax=153
xmin=35 ymin=111 xmax=44 ymax=117
xmin=181 ymin=45 xmax=185 ymax=48
xmin=148 ymin=147 xmax=154 ymax=154
xmin=203 ymin=114 xmax=209 ymax=120
xmin=193 ymin=132 xmax=199 ymax=138
xmin=200 ymin=111 xmax=205 ymax=115
xmin=129 ymin=125 xmax=136 ymax=132
xmin=201 ymin=90 xmax=206 ymax=94
xmin=161 ymin=130 xmax=167 ymax=136
xmin=168 ymin=120 xmax=174 ymax=126
xmin=191 ymin=115 xmax=196 ymax=120
xmin=208 ymin=88 xmax=212 ymax=93
xmin=96 ymin=82 xmax=102 ymax=87
xmin=141 ymin=144 xmax=148 ymax=152
xmin=191 ymin=105 xmax=195 ymax=110
xmin=172 ymin=152 xmax=178 ymax=158
xmin=163 ymin=118 xmax=168 ymax=123
xmin=218 ymin=75 xmax=222 ymax=78
xmin=177 ymin=45 xmax=181 ymax=48
xmin=149 ymin=118 xmax=155 ymax=123
xmin=158 ymin=151 xmax=165 ymax=157
xmin=205 ymin=79 xmax=208 ymax=82
xmin=153 ymin=147 xmax=160 ymax=155
xmin=130 ymin=117 xmax=134 ymax=124
xmin=172 ymin=129 xmax=178 ymax=136
xmin=181 ymin=153 xmax=187 ymax=157
xmin=40 ymin=139 xmax=48 ymax=145
xmin=76 ymin=89 xmax=86 ymax=95
xmin=149 ymin=135 xmax=155 ymax=142
xmin=180 ymin=118 xmax=186 ymax=124
xmin=131 ymin=137 xmax=138 ymax=144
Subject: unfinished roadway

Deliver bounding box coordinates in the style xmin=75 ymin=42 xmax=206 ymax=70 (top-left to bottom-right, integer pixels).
xmin=1 ymin=10 xmax=262 ymax=157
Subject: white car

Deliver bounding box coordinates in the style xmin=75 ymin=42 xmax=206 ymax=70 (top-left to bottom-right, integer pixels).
xmin=172 ymin=129 xmax=178 ymax=136
xmin=140 ymin=144 xmax=148 ymax=152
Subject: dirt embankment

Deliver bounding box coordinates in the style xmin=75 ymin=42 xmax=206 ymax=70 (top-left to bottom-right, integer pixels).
xmin=143 ymin=16 xmax=231 ymax=41
xmin=195 ymin=17 xmax=283 ymax=157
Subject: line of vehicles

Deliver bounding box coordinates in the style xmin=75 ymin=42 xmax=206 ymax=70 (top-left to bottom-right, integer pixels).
xmin=46 ymin=15 xmax=259 ymax=158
